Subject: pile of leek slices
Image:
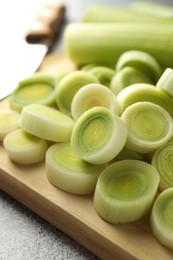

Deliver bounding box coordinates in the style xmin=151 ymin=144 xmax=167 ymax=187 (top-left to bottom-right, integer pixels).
xmin=1 ymin=50 xmax=173 ymax=251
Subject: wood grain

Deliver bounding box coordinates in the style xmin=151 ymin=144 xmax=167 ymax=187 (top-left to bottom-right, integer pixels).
xmin=0 ymin=53 xmax=173 ymax=260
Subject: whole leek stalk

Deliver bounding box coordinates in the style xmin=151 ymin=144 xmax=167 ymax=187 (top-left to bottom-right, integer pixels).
xmin=64 ymin=23 xmax=173 ymax=68
xmin=82 ymin=4 xmax=173 ymax=23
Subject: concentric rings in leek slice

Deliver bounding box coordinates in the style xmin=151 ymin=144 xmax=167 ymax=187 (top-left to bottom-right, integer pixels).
xmin=150 ymin=187 xmax=173 ymax=250
xmin=116 ymin=50 xmax=161 ymax=82
xmin=151 ymin=142 xmax=173 ymax=191
xmin=55 ymin=71 xmax=98 ymax=116
xmin=10 ymin=73 xmax=57 ymax=112
xmin=71 ymin=83 xmax=121 ymax=120
xmin=110 ymin=66 xmax=153 ymax=95
xmin=3 ymin=129 xmax=48 ymax=164
xmin=94 ymin=160 xmax=160 ymax=224
xmin=121 ymin=102 xmax=173 ymax=153
xmin=20 ymin=104 xmax=74 ymax=142
xmin=46 ymin=143 xmax=107 ymax=194
xmin=0 ymin=110 xmax=20 ymax=141
xmin=71 ymin=106 xmax=127 ymax=165
xmin=117 ymin=83 xmax=173 ymax=116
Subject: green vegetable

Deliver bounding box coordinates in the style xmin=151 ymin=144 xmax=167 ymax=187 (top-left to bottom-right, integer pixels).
xmin=87 ymin=66 xmax=116 ymax=87
xmin=64 ymin=23 xmax=173 ymax=68
xmin=117 ymin=83 xmax=173 ymax=116
xmin=71 ymin=106 xmax=127 ymax=165
xmin=130 ymin=1 xmax=173 ymax=19
xmin=0 ymin=110 xmax=20 ymax=141
xmin=121 ymin=102 xmax=173 ymax=153
xmin=94 ymin=160 xmax=160 ymax=223
xmin=3 ymin=129 xmax=48 ymax=164
xmin=55 ymin=71 xmax=98 ymax=116
xmin=10 ymin=73 xmax=57 ymax=112
xmin=156 ymin=68 xmax=173 ymax=97
xmin=82 ymin=4 xmax=173 ymax=23
xmin=19 ymin=104 xmax=74 ymax=142
xmin=110 ymin=66 xmax=153 ymax=95
xmin=46 ymin=142 xmax=107 ymax=195
xmin=71 ymin=83 xmax=121 ymax=121
xmin=115 ymin=50 xmax=161 ymax=82
xmin=150 ymin=187 xmax=173 ymax=250
xmin=151 ymin=142 xmax=173 ymax=191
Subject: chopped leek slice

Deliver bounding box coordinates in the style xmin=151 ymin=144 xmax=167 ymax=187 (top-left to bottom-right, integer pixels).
xmin=117 ymin=83 xmax=173 ymax=116
xmin=3 ymin=129 xmax=48 ymax=164
xmin=55 ymin=71 xmax=98 ymax=116
xmin=156 ymin=68 xmax=173 ymax=97
xmin=71 ymin=106 xmax=127 ymax=165
xmin=0 ymin=110 xmax=20 ymax=141
xmin=71 ymin=83 xmax=121 ymax=121
xmin=10 ymin=73 xmax=57 ymax=112
xmin=87 ymin=66 xmax=116 ymax=87
xmin=110 ymin=66 xmax=153 ymax=95
xmin=116 ymin=50 xmax=161 ymax=82
xmin=46 ymin=143 xmax=107 ymax=194
xmin=121 ymin=102 xmax=173 ymax=153
xmin=94 ymin=160 xmax=160 ymax=224
xmin=117 ymin=146 xmax=147 ymax=161
xmin=151 ymin=187 xmax=173 ymax=250
xmin=151 ymin=142 xmax=173 ymax=191
xmin=19 ymin=104 xmax=74 ymax=142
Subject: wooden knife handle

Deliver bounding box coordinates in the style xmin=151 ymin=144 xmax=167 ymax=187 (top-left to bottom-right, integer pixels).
xmin=26 ymin=1 xmax=65 ymax=46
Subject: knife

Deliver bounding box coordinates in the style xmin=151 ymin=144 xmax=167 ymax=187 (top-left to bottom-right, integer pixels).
xmin=0 ymin=0 xmax=65 ymax=100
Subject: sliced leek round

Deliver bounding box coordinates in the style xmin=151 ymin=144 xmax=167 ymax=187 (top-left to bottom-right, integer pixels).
xmin=3 ymin=129 xmax=48 ymax=164
xmin=116 ymin=50 xmax=161 ymax=82
xmin=151 ymin=142 xmax=173 ymax=191
xmin=94 ymin=160 xmax=160 ymax=224
xmin=156 ymin=68 xmax=173 ymax=97
xmin=121 ymin=102 xmax=173 ymax=153
xmin=55 ymin=71 xmax=98 ymax=116
xmin=150 ymin=187 xmax=173 ymax=250
xmin=71 ymin=106 xmax=127 ymax=165
xmin=20 ymin=104 xmax=74 ymax=142
xmin=87 ymin=66 xmax=116 ymax=87
xmin=71 ymin=83 xmax=121 ymax=120
xmin=110 ymin=66 xmax=153 ymax=95
xmin=117 ymin=83 xmax=173 ymax=116
xmin=10 ymin=73 xmax=57 ymax=112
xmin=46 ymin=142 xmax=107 ymax=194
xmin=0 ymin=110 xmax=20 ymax=141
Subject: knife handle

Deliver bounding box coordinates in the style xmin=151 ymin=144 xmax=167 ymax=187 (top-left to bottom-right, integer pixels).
xmin=26 ymin=1 xmax=65 ymax=46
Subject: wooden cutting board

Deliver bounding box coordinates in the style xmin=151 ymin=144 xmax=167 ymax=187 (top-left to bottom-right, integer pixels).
xmin=0 ymin=53 xmax=172 ymax=260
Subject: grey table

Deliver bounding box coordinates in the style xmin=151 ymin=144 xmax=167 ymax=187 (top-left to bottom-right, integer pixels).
xmin=1 ymin=0 xmax=173 ymax=259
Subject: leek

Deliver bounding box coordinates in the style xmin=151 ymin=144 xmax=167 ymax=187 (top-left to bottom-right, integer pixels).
xmin=55 ymin=71 xmax=98 ymax=116
xmin=110 ymin=66 xmax=153 ymax=96
xmin=94 ymin=160 xmax=160 ymax=224
xmin=121 ymin=102 xmax=173 ymax=153
xmin=130 ymin=2 xmax=173 ymax=19
xmin=3 ymin=129 xmax=48 ymax=164
xmin=115 ymin=50 xmax=161 ymax=82
xmin=19 ymin=104 xmax=74 ymax=143
xmin=71 ymin=83 xmax=121 ymax=121
xmin=10 ymin=73 xmax=57 ymax=112
xmin=0 ymin=110 xmax=20 ymax=141
xmin=151 ymin=142 xmax=173 ymax=191
xmin=46 ymin=143 xmax=107 ymax=195
xmin=71 ymin=106 xmax=127 ymax=165
xmin=156 ymin=68 xmax=173 ymax=97
xmin=117 ymin=83 xmax=173 ymax=116
xmin=150 ymin=187 xmax=173 ymax=250
xmin=86 ymin=66 xmax=116 ymax=87
xmin=64 ymin=23 xmax=173 ymax=68
xmin=82 ymin=4 xmax=173 ymax=23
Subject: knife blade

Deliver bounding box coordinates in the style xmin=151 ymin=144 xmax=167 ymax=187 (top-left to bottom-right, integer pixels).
xmin=0 ymin=0 xmax=65 ymax=100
